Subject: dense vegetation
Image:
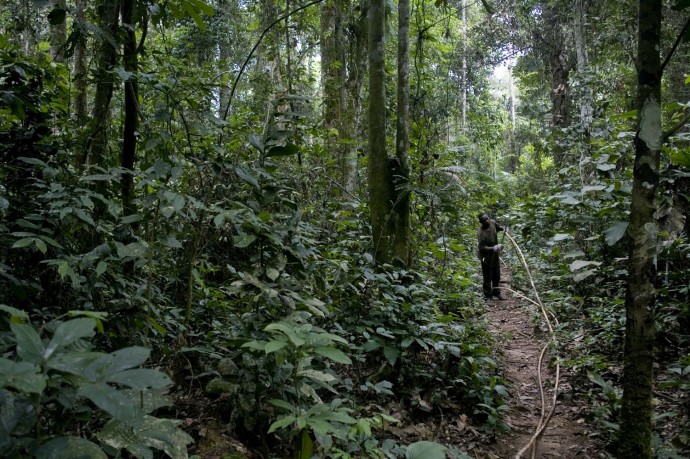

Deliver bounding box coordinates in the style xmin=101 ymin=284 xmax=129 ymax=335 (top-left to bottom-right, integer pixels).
xmin=1 ymin=0 xmax=689 ymax=458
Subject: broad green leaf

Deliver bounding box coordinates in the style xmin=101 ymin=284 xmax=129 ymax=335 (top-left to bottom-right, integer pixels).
xmin=299 ymin=428 xmax=313 ymax=459
xmin=10 ymin=322 xmax=44 ymax=364
xmin=40 ymin=235 xmax=63 ymax=249
xmin=12 ymin=237 xmax=36 ymax=249
xmin=247 ymin=134 xmax=264 ymax=153
xmin=121 ymin=214 xmax=142 ymax=224
xmin=121 ymin=388 xmax=172 ymax=414
xmin=266 ymin=267 xmax=280 ymax=281
xmin=604 ymin=221 xmax=628 ymax=246
xmin=265 ymin=323 xmax=305 ymax=347
xmin=670 ymin=150 xmax=690 ymax=168
xmin=552 ymin=233 xmax=572 ymax=242
xmin=573 ymin=269 xmax=597 ymax=282
xmin=0 ymin=389 xmax=36 ymax=436
xmin=17 ymin=156 xmax=48 ymax=167
xmin=35 ymin=436 xmax=107 ymax=459
xmin=152 ymin=159 xmax=171 ymax=177
xmin=98 ymin=415 xmax=193 ymax=459
xmin=297 ymin=369 xmax=336 ymax=383
xmin=235 ymin=166 xmax=259 ymax=188
xmin=233 ymin=233 xmax=256 ymax=248
xmin=34 ymin=238 xmax=47 ymax=253
xmin=241 ymin=341 xmax=266 ymax=352
xmin=181 ymin=0 xmax=211 ymax=30
xmin=96 ymin=261 xmax=108 ymax=277
xmin=568 ymin=260 xmax=602 ymax=272
xmin=264 ymin=340 xmax=288 ymax=354
xmin=269 ymin=399 xmax=295 ymax=411
xmin=0 ymin=358 xmax=46 ymax=394
xmin=313 ymin=346 xmax=352 ymax=365
xmin=268 ymin=415 xmax=295 ymax=433
xmin=44 ymin=319 xmax=96 ymax=361
xmin=78 ymin=383 xmax=135 ymax=421
xmin=560 ymin=196 xmax=581 ymax=205
xmin=0 ymin=304 xmax=29 ymax=321
xmin=320 ymin=410 xmax=357 ymax=424
xmin=405 ymin=441 xmax=447 ymax=459
xmin=383 ymin=345 xmax=400 ymax=366
xmin=107 ymin=369 xmax=172 ymax=390
xmin=94 ymin=347 xmax=152 ymax=376
xmin=148 ymin=317 xmax=168 ymax=336
xmin=47 ymin=351 xmax=103 ymax=375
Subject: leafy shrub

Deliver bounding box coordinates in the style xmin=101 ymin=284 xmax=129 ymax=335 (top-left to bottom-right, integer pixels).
xmin=0 ymin=306 xmax=192 ymax=458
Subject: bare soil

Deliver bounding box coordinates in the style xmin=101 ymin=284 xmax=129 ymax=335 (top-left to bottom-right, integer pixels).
xmin=468 ymin=266 xmax=606 ymax=459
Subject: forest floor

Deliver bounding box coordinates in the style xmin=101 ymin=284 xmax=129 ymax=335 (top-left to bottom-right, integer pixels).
xmin=185 ymin=264 xmax=615 ymax=458
xmin=460 ymin=265 xmax=607 ymax=458
xmin=383 ymin=264 xmax=609 ymax=458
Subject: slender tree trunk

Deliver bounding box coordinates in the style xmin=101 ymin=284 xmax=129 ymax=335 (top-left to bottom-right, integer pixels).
xmin=393 ymin=0 xmax=411 ymax=265
xmin=461 ymin=0 xmax=467 ymax=131
xmin=343 ymin=4 xmax=367 ymax=194
xmin=542 ymin=1 xmax=571 ymax=163
xmin=121 ymin=0 xmax=138 ymax=215
xmin=367 ymin=0 xmax=393 ymax=263
xmin=49 ymin=0 xmax=67 ymax=63
xmin=572 ymin=0 xmax=593 ymax=128
xmin=84 ymin=0 xmax=121 ymax=167
xmin=72 ymin=0 xmax=88 ymax=121
xmin=619 ymin=1 xmax=662 ymax=457
xmin=507 ymin=66 xmax=519 ymax=172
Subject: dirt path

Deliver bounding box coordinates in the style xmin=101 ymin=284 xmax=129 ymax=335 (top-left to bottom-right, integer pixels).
xmin=476 ymin=266 xmax=603 ymax=459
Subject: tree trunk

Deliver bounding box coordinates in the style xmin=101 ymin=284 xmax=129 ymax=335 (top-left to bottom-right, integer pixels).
xmin=121 ymin=0 xmax=138 ymax=216
xmin=507 ymin=65 xmax=519 ymax=172
xmin=367 ymin=0 xmax=393 ymax=264
xmin=393 ymin=0 xmax=411 ymax=265
xmin=72 ymin=0 xmax=88 ymax=121
xmin=84 ymin=0 xmax=121 ymax=167
xmin=572 ymin=0 xmax=593 ymax=128
xmin=619 ymin=0 xmax=662 ymax=457
xmin=461 ymin=0 xmax=467 ymax=131
xmin=343 ymin=4 xmax=367 ymax=194
xmin=49 ymin=0 xmax=67 ymax=63
xmin=542 ymin=1 xmax=571 ymax=163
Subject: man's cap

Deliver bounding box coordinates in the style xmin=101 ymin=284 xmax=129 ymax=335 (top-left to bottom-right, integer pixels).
xmin=478 ymin=212 xmax=490 ymax=222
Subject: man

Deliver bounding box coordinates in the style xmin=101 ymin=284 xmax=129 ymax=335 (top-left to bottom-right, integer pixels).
xmin=477 ymin=212 xmax=506 ymax=301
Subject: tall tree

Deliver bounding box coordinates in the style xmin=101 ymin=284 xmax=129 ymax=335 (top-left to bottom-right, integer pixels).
xmin=367 ymin=0 xmax=393 ymax=263
xmin=393 ymin=0 xmax=411 ymax=265
xmin=49 ymin=0 xmax=67 ymax=63
xmin=542 ymin=0 xmax=571 ymax=163
xmin=572 ymin=0 xmax=593 ymax=130
xmin=619 ymin=0 xmax=662 ymax=456
xmin=72 ymin=0 xmax=88 ymax=121
xmin=121 ymin=0 xmax=140 ymax=215
xmin=84 ymin=0 xmax=121 ymax=167
xmin=320 ymin=0 xmax=346 ymax=184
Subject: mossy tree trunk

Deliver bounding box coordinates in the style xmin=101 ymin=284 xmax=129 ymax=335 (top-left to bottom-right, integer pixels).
xmin=367 ymin=0 xmax=393 ymax=264
xmin=619 ymin=0 xmax=662 ymax=457
xmin=121 ymin=0 xmax=139 ymax=216
xmin=393 ymin=0 xmax=411 ymax=265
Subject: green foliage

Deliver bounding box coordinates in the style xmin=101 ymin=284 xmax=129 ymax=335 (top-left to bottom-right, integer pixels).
xmin=0 ymin=310 xmax=192 ymax=458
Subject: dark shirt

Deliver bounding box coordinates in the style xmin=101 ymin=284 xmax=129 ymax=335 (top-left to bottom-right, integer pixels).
xmin=477 ymin=219 xmax=504 ymax=266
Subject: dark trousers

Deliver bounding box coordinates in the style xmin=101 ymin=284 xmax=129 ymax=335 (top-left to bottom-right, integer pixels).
xmin=481 ymin=262 xmax=501 ymax=298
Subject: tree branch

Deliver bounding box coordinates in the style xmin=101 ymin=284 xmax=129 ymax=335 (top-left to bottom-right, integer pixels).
xmin=663 ymin=109 xmax=690 ymax=143
xmin=660 ymin=15 xmax=690 ymax=74
xmin=221 ymin=0 xmax=325 ymax=123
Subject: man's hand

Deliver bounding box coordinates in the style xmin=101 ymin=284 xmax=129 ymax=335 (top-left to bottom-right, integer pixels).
xmin=493 ymin=244 xmax=503 ymax=253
